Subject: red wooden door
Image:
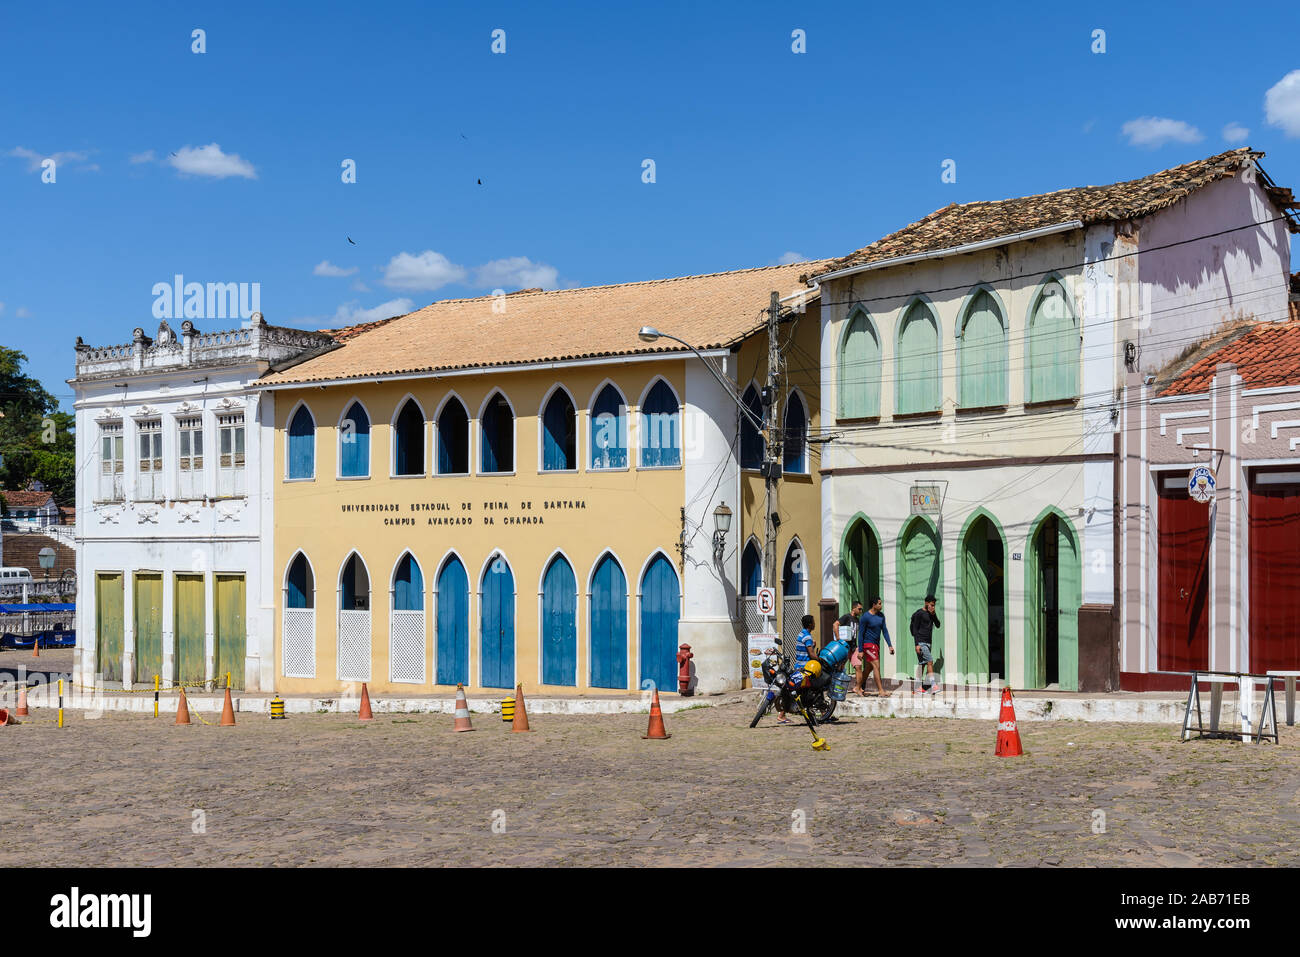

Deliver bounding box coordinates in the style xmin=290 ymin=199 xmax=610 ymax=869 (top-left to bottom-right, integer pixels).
xmin=1249 ymin=469 xmax=1300 ymax=672
xmin=1157 ymin=480 xmax=1209 ymax=671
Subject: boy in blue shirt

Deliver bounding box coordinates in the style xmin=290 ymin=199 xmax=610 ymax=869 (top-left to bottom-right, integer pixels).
xmin=856 ymin=597 xmax=894 ymax=696
xmin=778 ymin=614 xmax=818 ymax=724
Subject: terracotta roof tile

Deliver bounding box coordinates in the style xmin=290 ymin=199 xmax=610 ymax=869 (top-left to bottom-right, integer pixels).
xmin=814 ymin=149 xmax=1298 ymax=278
xmin=263 ymin=262 xmax=829 ymax=387
xmin=0 ymin=491 xmax=54 ymax=508
xmin=1159 ymin=319 xmax=1300 ymax=396
xmin=317 ymin=315 xmax=404 ymax=343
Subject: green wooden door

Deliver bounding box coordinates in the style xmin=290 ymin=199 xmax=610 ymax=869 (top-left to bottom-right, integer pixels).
xmin=1057 ymin=520 xmax=1080 ymax=691
xmin=897 ymin=519 xmax=942 ymax=681
xmin=96 ymin=573 xmax=124 ymax=683
xmin=841 ymin=519 xmax=880 ymax=612
xmin=134 ymin=573 xmax=163 ymax=685
xmin=1025 ymin=525 xmax=1046 ymax=688
xmin=174 ymin=574 xmax=206 ymax=687
xmin=961 ymin=524 xmax=989 ymax=681
xmin=215 ymin=575 xmax=246 ymax=690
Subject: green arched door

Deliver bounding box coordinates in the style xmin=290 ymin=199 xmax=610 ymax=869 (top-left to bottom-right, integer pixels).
xmin=1025 ymin=512 xmax=1080 ymax=690
xmin=897 ymin=518 xmax=942 ymax=682
xmin=841 ymin=518 xmax=881 ymax=614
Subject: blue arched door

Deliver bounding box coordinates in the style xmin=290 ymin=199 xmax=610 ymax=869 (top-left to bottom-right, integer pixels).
xmin=640 ymin=555 xmax=680 ymax=692
xmin=590 ymin=554 xmax=627 ymax=689
xmin=480 ymin=556 xmax=515 ymax=688
xmin=541 ymin=556 xmax=577 ymax=686
xmin=436 ymin=557 xmax=469 ymax=685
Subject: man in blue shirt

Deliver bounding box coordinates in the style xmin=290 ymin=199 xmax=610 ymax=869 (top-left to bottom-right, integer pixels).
xmin=778 ymin=614 xmax=818 ymax=724
xmin=856 ymin=596 xmax=894 ymax=696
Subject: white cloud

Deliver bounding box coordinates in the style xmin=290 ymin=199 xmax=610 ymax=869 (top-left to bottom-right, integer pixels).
xmin=382 ymin=250 xmax=468 ymax=292
xmin=473 ymin=256 xmax=559 ymax=291
xmin=1265 ymin=70 xmax=1300 ymax=138
xmin=1221 ymin=122 xmax=1250 ymax=144
xmin=7 ymin=147 xmax=92 ymax=172
xmin=167 ymin=143 xmax=257 ymax=179
xmin=1120 ymin=116 xmax=1203 ymax=149
xmin=313 ymin=259 xmax=358 ymax=278
xmin=331 ymin=298 xmax=415 ymax=325
xmin=351 ymin=279 xmax=370 ymax=292
xmin=129 ymin=150 xmax=156 ymax=164
xmin=774 ymin=251 xmax=806 ymax=265
xmin=15 ymin=307 xmax=29 ymax=318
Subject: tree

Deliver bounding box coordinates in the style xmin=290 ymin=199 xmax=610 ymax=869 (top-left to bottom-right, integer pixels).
xmin=0 ymin=347 xmax=75 ymax=504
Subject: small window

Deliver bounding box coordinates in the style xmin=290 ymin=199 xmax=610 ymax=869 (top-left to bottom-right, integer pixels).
xmin=178 ymin=417 xmax=204 ymax=499
xmin=639 ymin=380 xmax=681 ymax=468
xmin=437 ymin=397 xmax=469 ymax=474
xmin=896 ymin=300 xmax=941 ymax=415
xmin=341 ymin=553 xmax=370 ymax=611
xmin=740 ymin=385 xmax=763 ymax=470
xmin=741 ymin=542 xmax=762 ymax=596
xmin=217 ymin=413 xmax=246 ymax=497
xmin=783 ymin=393 xmax=807 ymax=474
xmin=393 ymin=399 xmax=425 ymax=476
xmin=286 ymin=553 xmax=314 ymax=609
xmin=480 ymin=392 xmax=514 ymax=473
xmin=339 ymin=402 xmax=371 ymax=478
xmin=590 ymin=385 xmax=628 ymax=470
xmin=288 ymin=405 xmax=316 ymax=479
xmin=137 ymin=420 xmax=163 ymax=500
xmin=541 ymin=389 xmax=576 ymax=471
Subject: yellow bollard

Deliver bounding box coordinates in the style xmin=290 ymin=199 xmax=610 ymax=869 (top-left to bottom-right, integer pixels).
xmin=226 ymin=671 xmax=231 ymax=690
xmin=154 ymin=675 xmax=160 ymax=718
xmin=501 ymin=696 xmax=515 ymax=723
xmin=57 ymin=678 xmax=64 ymax=728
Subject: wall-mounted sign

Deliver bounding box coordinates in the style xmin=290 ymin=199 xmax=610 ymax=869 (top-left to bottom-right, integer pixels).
xmin=756 ymin=587 xmax=776 ymax=617
xmin=910 ymin=484 xmax=942 ymax=515
xmin=1187 ymin=465 xmax=1216 ymax=504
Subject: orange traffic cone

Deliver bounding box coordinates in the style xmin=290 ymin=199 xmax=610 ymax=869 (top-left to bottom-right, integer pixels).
xmin=32 ymin=637 xmax=39 ymax=658
xmin=175 ymin=688 xmax=192 ymax=725
xmin=16 ymin=684 xmax=28 ymax=717
xmin=511 ymin=684 xmax=531 ymax=732
xmin=358 ymin=683 xmax=374 ymax=721
xmin=452 ymin=683 xmax=474 ymax=732
xmin=220 ymin=687 xmax=236 ymax=726
xmin=995 ymin=687 xmax=1023 ymax=757
xmin=642 ymin=688 xmax=671 ymax=739
xmin=0 ymin=708 xmax=14 ymax=726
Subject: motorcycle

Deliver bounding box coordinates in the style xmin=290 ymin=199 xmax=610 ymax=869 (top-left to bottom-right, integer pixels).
xmin=749 ymin=634 xmax=854 ymax=729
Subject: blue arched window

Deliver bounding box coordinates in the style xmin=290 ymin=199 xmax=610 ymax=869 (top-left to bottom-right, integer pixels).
xmin=286 ymin=553 xmax=313 ymax=608
xmin=741 ymin=542 xmax=762 ymax=596
xmin=288 ymin=405 xmax=315 ymax=479
xmin=783 ymin=393 xmax=807 ymax=474
xmin=480 ymin=392 xmax=514 ymax=473
xmin=740 ymin=385 xmax=763 ymax=470
xmin=393 ymin=553 xmax=424 ymax=611
xmin=782 ymin=541 xmax=805 ymax=596
xmin=393 ymin=399 xmax=425 ymax=476
xmin=541 ymin=389 xmax=576 ymax=471
xmin=340 ymin=552 xmax=370 ymax=611
xmin=339 ymin=402 xmax=371 ymax=478
xmin=640 ymin=380 xmax=681 ymax=468
xmin=437 ymin=397 xmax=469 ymax=474
xmin=591 ymin=384 xmax=628 ymax=469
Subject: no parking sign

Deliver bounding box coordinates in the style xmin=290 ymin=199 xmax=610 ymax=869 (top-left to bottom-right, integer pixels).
xmin=756 ymin=587 xmax=776 ymax=617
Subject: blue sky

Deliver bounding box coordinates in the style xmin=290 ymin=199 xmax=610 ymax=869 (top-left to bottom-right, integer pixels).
xmin=3 ymin=0 xmax=1298 ymax=408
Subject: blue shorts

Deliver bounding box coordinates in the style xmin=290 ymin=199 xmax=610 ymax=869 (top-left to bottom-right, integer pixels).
xmin=915 ymin=642 xmax=934 ymax=664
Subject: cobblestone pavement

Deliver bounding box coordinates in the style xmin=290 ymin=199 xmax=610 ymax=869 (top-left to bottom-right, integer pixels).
xmin=4 ymin=701 xmax=1298 ymax=867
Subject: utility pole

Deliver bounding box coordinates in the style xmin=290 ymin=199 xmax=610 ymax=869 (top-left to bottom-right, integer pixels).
xmin=762 ymin=291 xmax=782 ymax=603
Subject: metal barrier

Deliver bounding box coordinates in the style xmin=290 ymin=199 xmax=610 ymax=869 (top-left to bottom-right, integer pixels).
xmin=1181 ymin=670 xmax=1279 ymax=744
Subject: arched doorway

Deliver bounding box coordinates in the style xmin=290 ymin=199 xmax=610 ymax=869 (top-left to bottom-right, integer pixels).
xmin=337 ymin=552 xmax=371 ymax=682
xmin=589 ymin=553 xmax=628 ymax=689
xmin=896 ymin=517 xmax=942 ymax=682
xmin=959 ymin=513 xmax=1006 ymax=683
xmin=841 ymin=516 xmax=881 ymax=613
xmin=1025 ymin=511 xmax=1080 ymax=690
xmin=541 ymin=554 xmax=577 ymax=686
xmin=480 ymin=554 xmax=515 ymax=689
xmin=639 ymin=554 xmax=679 ymax=692
xmin=389 ymin=552 xmax=425 ymax=684
xmin=435 ymin=556 xmax=469 ymax=686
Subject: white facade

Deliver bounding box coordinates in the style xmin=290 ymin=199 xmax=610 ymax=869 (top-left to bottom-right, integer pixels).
xmin=72 ymin=316 xmax=333 ymax=691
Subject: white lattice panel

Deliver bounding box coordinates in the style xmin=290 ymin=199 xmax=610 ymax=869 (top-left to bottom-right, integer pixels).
xmin=389 ymin=610 xmax=425 ymax=684
xmin=337 ymin=610 xmax=372 ymax=682
xmin=782 ymin=596 xmax=807 ymax=645
xmin=283 ymin=608 xmax=316 ymax=678
xmin=741 ymin=597 xmax=764 ymax=635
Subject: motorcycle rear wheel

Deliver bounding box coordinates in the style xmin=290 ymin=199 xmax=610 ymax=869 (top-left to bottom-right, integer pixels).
xmin=749 ymin=691 xmax=774 ymax=728
xmin=806 ymin=692 xmax=837 ymax=724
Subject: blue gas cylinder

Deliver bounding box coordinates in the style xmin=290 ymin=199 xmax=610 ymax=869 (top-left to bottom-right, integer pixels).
xmin=818 ymin=638 xmax=850 ymax=672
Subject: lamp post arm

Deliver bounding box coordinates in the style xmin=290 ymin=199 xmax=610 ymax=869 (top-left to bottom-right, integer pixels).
xmin=648 ymin=332 xmax=764 ymax=432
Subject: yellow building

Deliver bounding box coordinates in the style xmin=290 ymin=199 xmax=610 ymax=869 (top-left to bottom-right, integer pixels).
xmin=259 ymin=263 xmax=827 ymax=696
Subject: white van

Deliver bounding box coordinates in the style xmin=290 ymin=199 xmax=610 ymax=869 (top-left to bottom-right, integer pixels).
xmin=0 ymin=568 xmax=35 ymax=584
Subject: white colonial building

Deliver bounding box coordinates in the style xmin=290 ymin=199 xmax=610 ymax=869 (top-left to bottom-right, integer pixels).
xmin=71 ymin=315 xmax=336 ymax=691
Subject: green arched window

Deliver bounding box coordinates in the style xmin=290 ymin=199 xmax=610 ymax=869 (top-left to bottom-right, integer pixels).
xmin=958 ymin=289 xmax=1007 ymax=408
xmin=896 ymin=299 xmax=941 ymax=415
xmin=1027 ymin=279 xmax=1079 ymax=403
xmin=838 ymin=308 xmax=881 ymax=418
